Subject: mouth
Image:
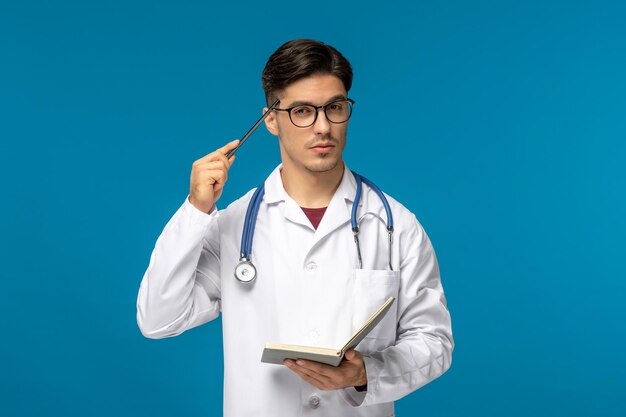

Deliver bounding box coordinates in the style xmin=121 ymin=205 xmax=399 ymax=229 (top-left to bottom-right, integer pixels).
xmin=309 ymin=142 xmax=336 ymax=153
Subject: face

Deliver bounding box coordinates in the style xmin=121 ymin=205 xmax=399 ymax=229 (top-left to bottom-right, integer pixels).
xmin=264 ymin=74 xmax=349 ymax=174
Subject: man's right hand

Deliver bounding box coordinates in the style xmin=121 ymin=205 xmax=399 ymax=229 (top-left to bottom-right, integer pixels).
xmin=189 ymin=139 xmax=240 ymax=213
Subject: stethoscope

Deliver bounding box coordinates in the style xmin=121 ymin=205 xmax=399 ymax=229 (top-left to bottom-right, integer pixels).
xmin=234 ymin=171 xmax=394 ymax=283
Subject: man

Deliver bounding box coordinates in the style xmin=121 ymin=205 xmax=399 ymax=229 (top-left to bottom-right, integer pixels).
xmin=137 ymin=39 xmax=453 ymax=416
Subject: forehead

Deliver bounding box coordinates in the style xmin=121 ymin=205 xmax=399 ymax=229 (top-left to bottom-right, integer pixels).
xmin=279 ymin=74 xmax=347 ymax=105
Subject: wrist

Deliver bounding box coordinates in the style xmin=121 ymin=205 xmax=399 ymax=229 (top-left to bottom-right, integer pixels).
xmin=354 ymin=366 xmax=367 ymax=390
xmin=188 ymin=195 xmax=213 ymax=213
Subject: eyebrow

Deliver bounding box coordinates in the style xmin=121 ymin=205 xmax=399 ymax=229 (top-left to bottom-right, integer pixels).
xmin=284 ymin=94 xmax=347 ymax=108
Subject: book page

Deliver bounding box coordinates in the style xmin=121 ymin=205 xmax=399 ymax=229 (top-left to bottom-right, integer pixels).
xmin=341 ymin=296 xmax=395 ymax=353
xmin=261 ymin=296 xmax=395 ymax=367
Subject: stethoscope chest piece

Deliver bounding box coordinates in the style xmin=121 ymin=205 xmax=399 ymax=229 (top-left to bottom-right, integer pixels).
xmin=234 ymin=259 xmax=257 ymax=283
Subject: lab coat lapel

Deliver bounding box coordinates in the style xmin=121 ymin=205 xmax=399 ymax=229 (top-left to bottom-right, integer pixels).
xmin=263 ymin=165 xmax=313 ymax=230
xmin=283 ymin=197 xmax=315 ymax=229
xmin=311 ymin=190 xmax=350 ymax=246
xmin=263 ymin=163 xmax=361 ymax=235
xmin=311 ymin=166 xmax=358 ymax=247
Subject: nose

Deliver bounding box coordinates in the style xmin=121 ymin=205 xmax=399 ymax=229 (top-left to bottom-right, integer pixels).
xmin=312 ymin=109 xmax=331 ymax=135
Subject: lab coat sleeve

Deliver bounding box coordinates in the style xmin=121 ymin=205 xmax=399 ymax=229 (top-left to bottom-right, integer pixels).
xmin=344 ymin=215 xmax=454 ymax=407
xmin=136 ymin=196 xmax=222 ymax=339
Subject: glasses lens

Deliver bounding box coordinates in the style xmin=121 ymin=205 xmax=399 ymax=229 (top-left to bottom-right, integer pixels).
xmin=326 ymin=100 xmax=352 ymax=124
xmin=289 ymin=105 xmax=317 ymax=127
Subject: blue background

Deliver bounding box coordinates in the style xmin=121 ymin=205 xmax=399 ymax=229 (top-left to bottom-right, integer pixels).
xmin=1 ymin=1 xmax=624 ymax=416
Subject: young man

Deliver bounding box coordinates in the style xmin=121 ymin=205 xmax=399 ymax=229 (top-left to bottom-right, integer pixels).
xmin=137 ymin=39 xmax=453 ymax=416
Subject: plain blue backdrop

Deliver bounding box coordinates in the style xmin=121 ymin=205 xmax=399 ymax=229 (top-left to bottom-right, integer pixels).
xmin=1 ymin=1 xmax=625 ymax=416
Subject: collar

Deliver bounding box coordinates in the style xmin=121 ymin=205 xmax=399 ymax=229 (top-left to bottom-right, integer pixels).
xmin=263 ymin=162 xmax=358 ymax=205
xmin=262 ymin=163 xmax=360 ymax=235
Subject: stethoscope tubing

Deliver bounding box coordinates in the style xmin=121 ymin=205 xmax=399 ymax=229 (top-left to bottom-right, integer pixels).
xmin=236 ymin=171 xmax=394 ymax=282
xmin=350 ymin=172 xmax=393 ymax=231
xmin=240 ymin=184 xmax=265 ymax=259
xmin=351 ymin=171 xmax=394 ymax=270
xmin=246 ymin=184 xmax=265 ymax=257
xmin=358 ymin=174 xmax=393 ymax=231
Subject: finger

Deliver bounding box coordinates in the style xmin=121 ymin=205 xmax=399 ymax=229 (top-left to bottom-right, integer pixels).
xmin=285 ymin=359 xmax=332 ymax=380
xmin=196 ymin=151 xmax=231 ymax=171
xmin=217 ymin=139 xmax=240 ymax=156
xmin=291 ymin=368 xmax=327 ymax=390
xmin=284 ymin=361 xmax=329 ymax=389
xmin=345 ymin=348 xmax=362 ymax=362
xmin=295 ymin=359 xmax=335 ymax=378
xmin=194 ymin=140 xmax=240 ymax=165
xmin=194 ymin=160 xmax=229 ymax=173
xmin=293 ymin=361 xmax=335 ymax=384
xmin=199 ymin=169 xmax=226 ymax=185
xmin=194 ymin=162 xmax=229 ymax=183
xmin=215 ymin=150 xmax=233 ymax=170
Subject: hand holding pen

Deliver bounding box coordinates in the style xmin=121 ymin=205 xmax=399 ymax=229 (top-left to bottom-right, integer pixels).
xmin=188 ymin=99 xmax=280 ymax=213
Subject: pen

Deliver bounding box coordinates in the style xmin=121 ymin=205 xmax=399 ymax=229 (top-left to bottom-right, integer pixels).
xmin=226 ymin=98 xmax=280 ymax=158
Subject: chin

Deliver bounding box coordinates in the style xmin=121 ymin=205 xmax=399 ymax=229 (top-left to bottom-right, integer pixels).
xmin=305 ymin=158 xmax=341 ymax=173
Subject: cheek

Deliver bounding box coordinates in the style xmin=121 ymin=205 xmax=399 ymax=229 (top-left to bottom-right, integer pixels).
xmin=333 ymin=126 xmax=348 ymax=142
xmin=278 ymin=127 xmax=307 ymax=148
xmin=276 ymin=119 xmax=292 ymax=139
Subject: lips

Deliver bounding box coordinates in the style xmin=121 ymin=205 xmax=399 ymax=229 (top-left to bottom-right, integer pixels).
xmin=310 ymin=142 xmax=335 ymax=150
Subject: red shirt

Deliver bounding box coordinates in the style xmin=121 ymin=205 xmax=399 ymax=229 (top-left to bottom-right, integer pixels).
xmin=300 ymin=207 xmax=327 ymax=230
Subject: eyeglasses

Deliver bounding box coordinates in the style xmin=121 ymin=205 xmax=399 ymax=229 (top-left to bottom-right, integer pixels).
xmin=273 ymin=98 xmax=355 ymax=128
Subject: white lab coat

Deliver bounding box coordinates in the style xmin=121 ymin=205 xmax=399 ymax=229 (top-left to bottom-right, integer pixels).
xmin=137 ymin=164 xmax=453 ymax=417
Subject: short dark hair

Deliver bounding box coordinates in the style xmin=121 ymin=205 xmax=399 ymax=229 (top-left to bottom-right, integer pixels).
xmin=261 ymin=39 xmax=353 ymax=105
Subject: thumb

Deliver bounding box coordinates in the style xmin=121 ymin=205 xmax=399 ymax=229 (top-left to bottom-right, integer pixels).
xmin=345 ymin=349 xmax=356 ymax=361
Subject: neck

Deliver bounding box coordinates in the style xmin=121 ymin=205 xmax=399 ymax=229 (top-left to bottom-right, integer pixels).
xmin=280 ymin=162 xmax=344 ymax=208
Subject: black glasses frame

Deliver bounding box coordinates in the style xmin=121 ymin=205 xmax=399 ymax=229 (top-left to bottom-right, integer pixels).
xmin=273 ymin=98 xmax=355 ymax=128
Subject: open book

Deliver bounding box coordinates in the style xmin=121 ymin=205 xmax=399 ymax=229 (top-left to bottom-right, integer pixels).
xmin=261 ymin=297 xmax=395 ymax=367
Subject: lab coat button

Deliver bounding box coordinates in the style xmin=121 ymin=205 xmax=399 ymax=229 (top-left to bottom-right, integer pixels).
xmin=305 ymin=262 xmax=317 ymax=271
xmin=309 ymin=330 xmax=319 ymax=340
xmin=308 ymin=395 xmax=320 ymax=408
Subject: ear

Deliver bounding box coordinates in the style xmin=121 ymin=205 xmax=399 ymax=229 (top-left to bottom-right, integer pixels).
xmin=263 ymin=107 xmax=279 ymax=137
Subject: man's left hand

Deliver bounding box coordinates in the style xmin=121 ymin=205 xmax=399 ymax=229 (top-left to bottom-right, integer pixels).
xmin=283 ymin=348 xmax=367 ymax=390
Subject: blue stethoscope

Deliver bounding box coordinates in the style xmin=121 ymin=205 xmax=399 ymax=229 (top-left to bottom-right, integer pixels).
xmin=234 ymin=171 xmax=394 ymax=283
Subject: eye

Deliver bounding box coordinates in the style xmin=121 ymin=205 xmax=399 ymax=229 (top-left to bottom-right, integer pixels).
xmin=328 ymin=101 xmax=345 ymax=111
xmin=292 ymin=106 xmax=313 ymax=117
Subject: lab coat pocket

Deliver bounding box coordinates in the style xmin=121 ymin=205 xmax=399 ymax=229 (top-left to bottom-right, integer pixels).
xmin=352 ymin=269 xmax=400 ymax=351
